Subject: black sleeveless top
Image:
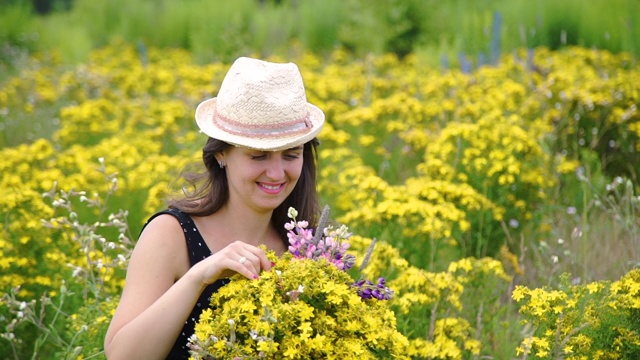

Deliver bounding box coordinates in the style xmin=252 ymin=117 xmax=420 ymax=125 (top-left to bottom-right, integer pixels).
xmin=142 ymin=208 xmax=230 ymax=359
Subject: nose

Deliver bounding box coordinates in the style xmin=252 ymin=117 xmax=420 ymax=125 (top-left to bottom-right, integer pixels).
xmin=265 ymin=157 xmax=285 ymax=180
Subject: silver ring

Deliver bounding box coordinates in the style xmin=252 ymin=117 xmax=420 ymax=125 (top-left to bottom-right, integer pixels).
xmin=238 ymin=256 xmax=247 ymax=264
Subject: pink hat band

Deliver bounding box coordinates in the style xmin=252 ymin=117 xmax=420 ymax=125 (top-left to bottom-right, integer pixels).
xmin=212 ymin=107 xmax=312 ymax=138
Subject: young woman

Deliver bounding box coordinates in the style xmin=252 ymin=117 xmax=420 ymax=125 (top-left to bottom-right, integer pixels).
xmin=104 ymin=57 xmax=325 ymax=359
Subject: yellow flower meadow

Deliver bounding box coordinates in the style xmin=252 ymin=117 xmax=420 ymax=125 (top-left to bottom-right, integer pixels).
xmin=2 ymin=40 xmax=639 ymax=359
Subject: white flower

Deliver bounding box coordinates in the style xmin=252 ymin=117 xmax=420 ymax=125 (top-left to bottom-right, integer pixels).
xmin=287 ymin=207 xmax=298 ymax=219
xmin=572 ymin=227 xmax=583 ymax=238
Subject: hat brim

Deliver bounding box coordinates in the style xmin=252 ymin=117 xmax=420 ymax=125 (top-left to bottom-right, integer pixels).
xmin=195 ymin=98 xmax=325 ymax=151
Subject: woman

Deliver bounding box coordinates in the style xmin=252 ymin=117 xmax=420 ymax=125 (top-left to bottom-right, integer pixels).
xmin=104 ymin=57 xmax=325 ymax=359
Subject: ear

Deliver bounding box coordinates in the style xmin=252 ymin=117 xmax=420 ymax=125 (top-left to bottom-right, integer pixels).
xmin=214 ymin=151 xmax=225 ymax=163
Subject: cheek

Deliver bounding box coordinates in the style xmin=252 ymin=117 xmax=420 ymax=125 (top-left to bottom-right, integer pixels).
xmin=229 ymin=167 xmax=258 ymax=186
xmin=286 ymin=161 xmax=304 ymax=180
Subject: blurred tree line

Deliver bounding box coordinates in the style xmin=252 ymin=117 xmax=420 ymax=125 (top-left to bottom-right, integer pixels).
xmin=1 ymin=0 xmax=72 ymax=13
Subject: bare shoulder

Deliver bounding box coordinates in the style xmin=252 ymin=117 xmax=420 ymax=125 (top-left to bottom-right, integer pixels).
xmin=132 ymin=213 xmax=189 ymax=279
xmin=139 ymin=213 xmax=186 ymax=246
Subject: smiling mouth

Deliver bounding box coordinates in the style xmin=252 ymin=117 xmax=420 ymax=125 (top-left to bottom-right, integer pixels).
xmin=258 ymin=183 xmax=285 ymax=192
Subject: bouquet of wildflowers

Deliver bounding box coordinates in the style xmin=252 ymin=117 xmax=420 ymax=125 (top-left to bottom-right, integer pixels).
xmin=188 ymin=206 xmax=408 ymax=359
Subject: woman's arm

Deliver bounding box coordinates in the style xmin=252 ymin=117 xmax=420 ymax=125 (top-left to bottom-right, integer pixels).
xmin=104 ymin=214 xmax=272 ymax=359
xmin=104 ymin=214 xmax=201 ymax=359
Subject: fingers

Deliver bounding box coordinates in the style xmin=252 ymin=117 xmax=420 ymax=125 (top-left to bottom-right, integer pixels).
xmin=227 ymin=241 xmax=273 ymax=280
xmin=232 ymin=250 xmax=260 ymax=279
xmin=194 ymin=241 xmax=276 ymax=285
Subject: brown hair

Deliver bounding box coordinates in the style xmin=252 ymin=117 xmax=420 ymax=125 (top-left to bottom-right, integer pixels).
xmin=167 ymin=137 xmax=321 ymax=243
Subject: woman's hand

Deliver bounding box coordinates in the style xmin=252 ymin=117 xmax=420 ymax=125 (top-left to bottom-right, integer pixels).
xmin=191 ymin=241 xmax=274 ymax=287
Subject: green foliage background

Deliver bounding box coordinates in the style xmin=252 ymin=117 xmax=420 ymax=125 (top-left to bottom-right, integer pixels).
xmin=1 ymin=0 xmax=639 ymax=68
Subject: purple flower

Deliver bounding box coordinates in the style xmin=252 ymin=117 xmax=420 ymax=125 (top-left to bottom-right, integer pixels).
xmin=284 ymin=215 xmax=356 ymax=271
xmin=286 ymin=206 xmax=393 ymax=301
xmin=351 ymin=277 xmax=393 ymax=301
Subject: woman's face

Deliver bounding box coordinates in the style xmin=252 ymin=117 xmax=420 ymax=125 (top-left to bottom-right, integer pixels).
xmin=220 ymin=145 xmax=304 ymax=214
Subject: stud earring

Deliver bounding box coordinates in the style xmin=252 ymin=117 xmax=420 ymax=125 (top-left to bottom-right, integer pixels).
xmin=219 ymin=160 xmax=225 ymax=169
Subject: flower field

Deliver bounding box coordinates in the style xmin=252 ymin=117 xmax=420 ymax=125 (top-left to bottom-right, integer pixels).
xmin=1 ymin=42 xmax=639 ymax=359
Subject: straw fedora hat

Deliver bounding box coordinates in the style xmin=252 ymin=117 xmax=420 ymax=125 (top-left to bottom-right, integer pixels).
xmin=195 ymin=57 xmax=325 ymax=151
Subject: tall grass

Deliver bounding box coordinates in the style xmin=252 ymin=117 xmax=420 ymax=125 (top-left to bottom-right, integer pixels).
xmin=0 ymin=2 xmax=36 ymax=77
xmin=297 ymin=0 xmax=344 ymax=54
xmin=413 ymin=0 xmax=640 ymax=67
xmin=496 ymin=0 xmax=639 ymax=53
xmin=2 ymin=0 xmax=638 ymax=66
xmin=521 ymin=173 xmax=640 ymax=289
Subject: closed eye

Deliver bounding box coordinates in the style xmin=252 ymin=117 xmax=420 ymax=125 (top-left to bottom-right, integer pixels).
xmin=249 ymin=147 xmax=302 ymax=160
xmin=284 ymin=155 xmax=299 ymax=161
xmin=284 ymin=147 xmax=303 ymax=160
